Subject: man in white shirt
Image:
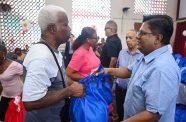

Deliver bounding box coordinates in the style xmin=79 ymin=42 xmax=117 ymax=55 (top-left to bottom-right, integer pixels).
xmin=22 ymin=5 xmax=84 ymax=122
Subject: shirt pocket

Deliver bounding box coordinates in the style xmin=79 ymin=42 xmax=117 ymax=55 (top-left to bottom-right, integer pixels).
xmin=132 ymin=75 xmax=147 ymax=100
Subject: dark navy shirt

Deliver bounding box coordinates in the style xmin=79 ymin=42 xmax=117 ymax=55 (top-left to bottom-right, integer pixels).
xmin=100 ymin=34 xmax=122 ymax=67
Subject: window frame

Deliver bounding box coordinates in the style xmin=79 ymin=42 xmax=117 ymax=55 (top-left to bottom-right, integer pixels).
xmin=176 ymin=0 xmax=186 ymax=20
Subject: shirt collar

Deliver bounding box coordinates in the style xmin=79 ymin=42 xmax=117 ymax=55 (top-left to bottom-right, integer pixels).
xmin=143 ymin=45 xmax=168 ymax=64
xmin=126 ymin=49 xmax=141 ymax=55
xmin=107 ymin=34 xmax=118 ymax=40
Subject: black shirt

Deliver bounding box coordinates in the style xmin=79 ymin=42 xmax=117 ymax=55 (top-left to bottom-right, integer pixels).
xmin=100 ymin=34 xmax=122 ymax=67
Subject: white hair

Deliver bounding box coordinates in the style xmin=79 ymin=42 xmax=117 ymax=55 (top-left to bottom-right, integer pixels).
xmin=38 ymin=5 xmax=66 ymax=32
xmin=106 ymin=20 xmax=118 ymax=33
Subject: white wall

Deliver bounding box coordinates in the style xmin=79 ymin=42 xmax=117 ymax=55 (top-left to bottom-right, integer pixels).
xmin=177 ymin=0 xmax=186 ymax=19
xmin=111 ymin=0 xmax=178 ymax=48
xmin=0 ymin=0 xmax=179 ymax=48
xmin=45 ymin=0 xmax=178 ymax=48
xmin=111 ymin=0 xmax=143 ymax=48
xmin=45 ymin=0 xmax=72 ymax=28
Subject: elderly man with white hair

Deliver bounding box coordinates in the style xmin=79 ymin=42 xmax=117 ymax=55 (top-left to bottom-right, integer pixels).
xmin=22 ymin=5 xmax=84 ymax=122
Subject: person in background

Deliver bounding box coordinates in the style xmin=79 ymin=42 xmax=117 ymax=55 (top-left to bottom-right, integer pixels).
xmin=94 ymin=38 xmax=106 ymax=58
xmin=0 ymin=44 xmax=23 ymax=122
xmin=105 ymin=15 xmax=180 ymax=122
xmin=100 ymin=20 xmax=122 ymax=121
xmin=114 ymin=29 xmax=143 ymax=122
xmin=64 ymin=33 xmax=75 ymax=68
xmin=66 ymin=27 xmax=100 ymax=83
xmin=22 ymin=5 xmax=84 ymax=122
xmin=14 ymin=47 xmax=25 ymax=64
xmin=66 ymin=26 xmax=106 ymax=121
xmin=101 ymin=37 xmax=106 ymax=45
xmin=100 ymin=20 xmax=122 ymax=68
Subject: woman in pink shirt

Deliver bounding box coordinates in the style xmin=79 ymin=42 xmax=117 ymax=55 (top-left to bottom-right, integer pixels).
xmin=0 ymin=45 xmax=23 ymax=121
xmin=66 ymin=27 xmax=100 ymax=83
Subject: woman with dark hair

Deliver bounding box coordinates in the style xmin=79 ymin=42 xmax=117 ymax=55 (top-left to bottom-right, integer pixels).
xmin=66 ymin=27 xmax=111 ymax=122
xmin=66 ymin=27 xmax=100 ymax=83
xmin=0 ymin=45 xmax=23 ymax=122
xmin=66 ymin=27 xmax=114 ymax=122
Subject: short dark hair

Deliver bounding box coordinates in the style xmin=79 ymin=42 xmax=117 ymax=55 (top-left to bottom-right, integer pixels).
xmin=72 ymin=27 xmax=96 ymax=51
xmin=143 ymin=15 xmax=173 ymax=45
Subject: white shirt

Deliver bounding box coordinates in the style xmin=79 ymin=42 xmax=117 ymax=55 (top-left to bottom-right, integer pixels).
xmin=22 ymin=43 xmax=67 ymax=101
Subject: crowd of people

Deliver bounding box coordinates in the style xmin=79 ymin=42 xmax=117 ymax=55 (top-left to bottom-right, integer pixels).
xmin=0 ymin=4 xmax=184 ymax=122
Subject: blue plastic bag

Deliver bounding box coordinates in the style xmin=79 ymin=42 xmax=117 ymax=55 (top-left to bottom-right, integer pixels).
xmin=175 ymin=105 xmax=186 ymax=122
xmin=70 ymin=65 xmax=112 ymax=122
xmin=173 ymin=54 xmax=186 ymax=68
xmin=173 ymin=54 xmax=186 ymax=85
xmin=181 ymin=67 xmax=186 ymax=85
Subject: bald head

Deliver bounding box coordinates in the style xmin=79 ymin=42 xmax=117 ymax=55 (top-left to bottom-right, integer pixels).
xmin=38 ymin=5 xmax=67 ymax=32
xmin=126 ymin=29 xmax=138 ymax=50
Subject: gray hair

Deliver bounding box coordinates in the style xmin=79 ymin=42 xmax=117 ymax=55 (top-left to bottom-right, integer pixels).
xmin=106 ymin=20 xmax=118 ymax=33
xmin=38 ymin=5 xmax=66 ymax=32
xmin=128 ymin=29 xmax=137 ymax=34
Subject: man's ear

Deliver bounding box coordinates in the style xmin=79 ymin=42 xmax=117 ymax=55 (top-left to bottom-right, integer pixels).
xmin=154 ymin=34 xmax=163 ymax=45
xmin=47 ymin=23 xmax=57 ymax=34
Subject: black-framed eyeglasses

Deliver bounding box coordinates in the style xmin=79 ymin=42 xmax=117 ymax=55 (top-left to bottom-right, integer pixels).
xmin=104 ymin=27 xmax=112 ymax=31
xmin=137 ymin=30 xmax=154 ymax=37
xmin=90 ymin=36 xmax=99 ymax=40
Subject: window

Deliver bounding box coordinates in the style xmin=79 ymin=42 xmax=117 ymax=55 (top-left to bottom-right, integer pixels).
xmin=72 ymin=0 xmax=111 ymax=39
xmin=0 ymin=0 xmax=45 ymax=51
xmin=134 ymin=0 xmax=167 ymax=15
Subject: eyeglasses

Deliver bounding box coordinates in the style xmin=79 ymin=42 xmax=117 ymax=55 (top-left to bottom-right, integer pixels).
xmin=137 ymin=30 xmax=154 ymax=37
xmin=104 ymin=27 xmax=112 ymax=31
xmin=90 ymin=36 xmax=99 ymax=40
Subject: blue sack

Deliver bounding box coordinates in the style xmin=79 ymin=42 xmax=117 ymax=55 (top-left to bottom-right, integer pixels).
xmin=173 ymin=54 xmax=186 ymax=85
xmin=173 ymin=54 xmax=186 ymax=68
xmin=175 ymin=105 xmax=186 ymax=122
xmin=181 ymin=67 xmax=186 ymax=85
xmin=70 ymin=65 xmax=112 ymax=122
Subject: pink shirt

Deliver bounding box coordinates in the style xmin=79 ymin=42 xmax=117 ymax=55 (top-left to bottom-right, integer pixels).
xmin=0 ymin=61 xmax=23 ymax=98
xmin=68 ymin=47 xmax=100 ymax=77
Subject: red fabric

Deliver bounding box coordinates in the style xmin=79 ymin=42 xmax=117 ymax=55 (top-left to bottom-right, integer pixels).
xmin=184 ymin=42 xmax=186 ymax=57
xmin=173 ymin=21 xmax=186 ymax=56
xmin=4 ymin=98 xmax=25 ymax=122
xmin=109 ymin=104 xmax=113 ymax=112
xmin=108 ymin=104 xmax=113 ymax=121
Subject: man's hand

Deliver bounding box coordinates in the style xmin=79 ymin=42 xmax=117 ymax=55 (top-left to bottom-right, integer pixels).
xmin=68 ymin=82 xmax=85 ymax=97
